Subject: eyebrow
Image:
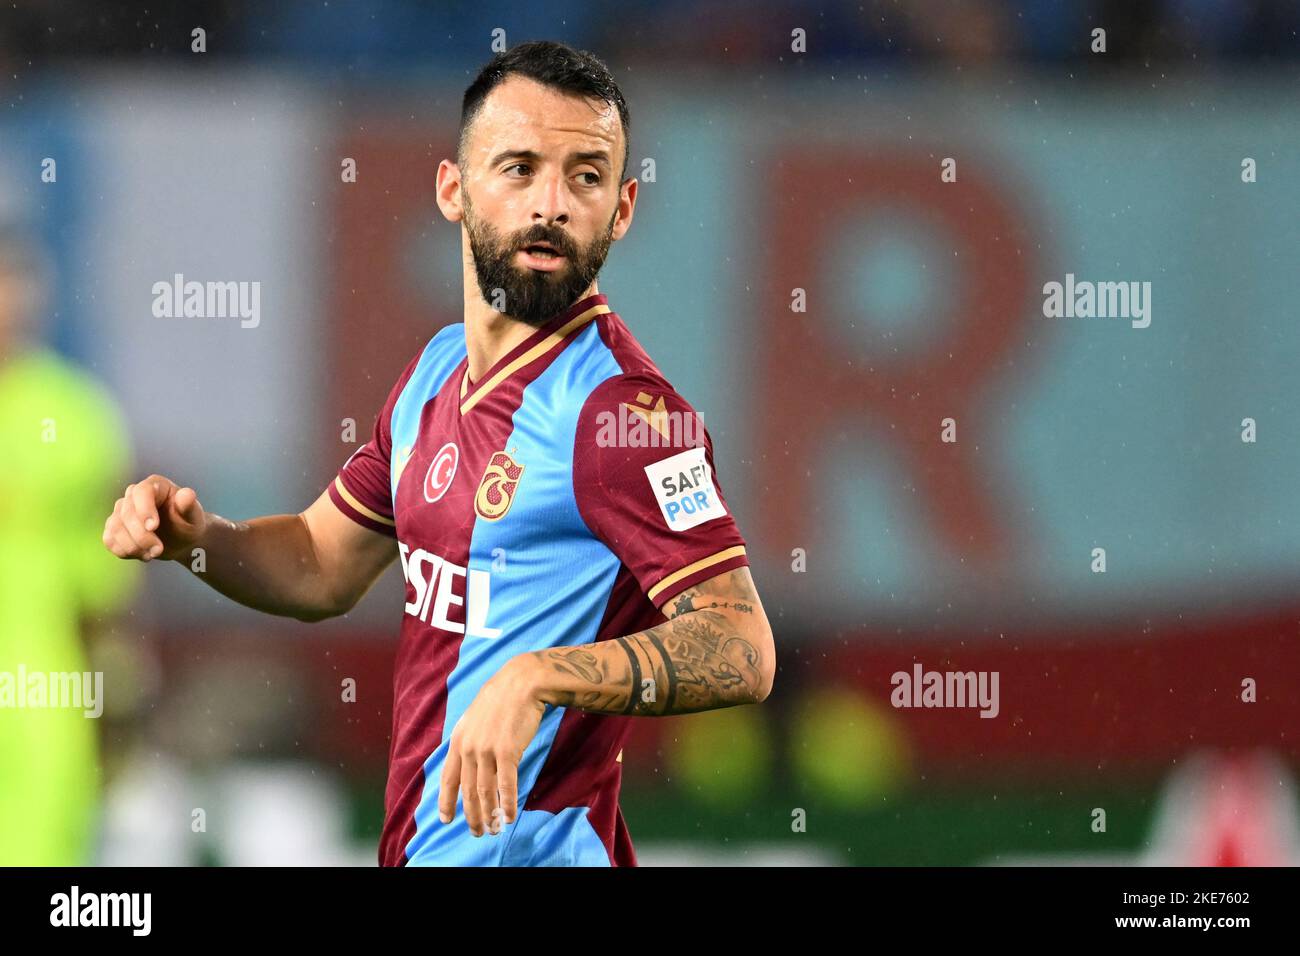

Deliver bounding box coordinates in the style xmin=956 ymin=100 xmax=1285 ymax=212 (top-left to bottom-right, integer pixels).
xmin=488 ymin=148 xmax=612 ymax=170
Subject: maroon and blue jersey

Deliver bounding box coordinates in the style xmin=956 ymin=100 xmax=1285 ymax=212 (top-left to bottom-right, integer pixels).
xmin=326 ymin=293 xmax=749 ymax=866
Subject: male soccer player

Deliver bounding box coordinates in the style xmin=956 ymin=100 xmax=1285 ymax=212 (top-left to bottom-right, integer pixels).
xmin=103 ymin=40 xmax=775 ymax=866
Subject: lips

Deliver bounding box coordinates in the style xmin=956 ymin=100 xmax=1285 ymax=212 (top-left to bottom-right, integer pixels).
xmin=521 ymin=241 xmax=564 ymax=257
xmin=517 ymin=242 xmax=568 ymax=271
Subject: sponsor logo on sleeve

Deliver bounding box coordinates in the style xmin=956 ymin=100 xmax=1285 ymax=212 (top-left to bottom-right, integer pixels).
xmin=594 ymin=391 xmax=706 ymax=448
xmin=643 ymin=446 xmax=727 ymax=532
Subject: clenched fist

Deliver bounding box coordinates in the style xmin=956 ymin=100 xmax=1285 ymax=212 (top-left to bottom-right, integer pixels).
xmin=102 ymin=474 xmax=207 ymax=562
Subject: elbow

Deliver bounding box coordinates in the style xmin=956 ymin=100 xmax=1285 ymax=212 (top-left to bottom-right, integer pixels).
xmin=292 ymin=592 xmax=356 ymax=623
xmin=291 ymin=606 xmax=336 ymax=624
xmin=310 ymin=570 xmax=375 ymax=621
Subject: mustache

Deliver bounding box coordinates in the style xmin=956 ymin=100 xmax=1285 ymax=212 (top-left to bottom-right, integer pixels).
xmin=513 ymin=227 xmax=576 ymax=257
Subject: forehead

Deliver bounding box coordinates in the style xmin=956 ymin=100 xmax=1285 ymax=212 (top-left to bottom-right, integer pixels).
xmin=468 ymin=74 xmax=621 ymax=161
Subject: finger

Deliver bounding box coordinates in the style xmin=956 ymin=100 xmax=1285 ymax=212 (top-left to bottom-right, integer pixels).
xmin=110 ymin=524 xmax=142 ymax=560
xmin=437 ymin=746 xmax=462 ymax=824
xmin=477 ymin=756 xmax=501 ymax=836
xmin=172 ymin=486 xmax=202 ymax=523
xmin=460 ymin=752 xmax=483 ymax=836
xmin=132 ymin=480 xmax=164 ymax=535
xmin=119 ymin=494 xmax=162 ymax=554
xmin=112 ymin=498 xmax=149 ymax=555
xmin=118 ymin=493 xmax=163 ymax=559
xmin=103 ymin=515 xmax=126 ymax=556
xmin=497 ymin=758 xmax=519 ymax=827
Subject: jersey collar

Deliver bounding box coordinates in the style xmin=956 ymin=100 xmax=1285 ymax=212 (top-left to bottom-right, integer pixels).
xmin=459 ymin=293 xmax=610 ymax=414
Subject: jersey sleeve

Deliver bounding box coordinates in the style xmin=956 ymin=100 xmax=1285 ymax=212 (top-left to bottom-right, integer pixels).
xmin=572 ymin=372 xmax=749 ymax=609
xmin=326 ymin=351 xmax=423 ymax=537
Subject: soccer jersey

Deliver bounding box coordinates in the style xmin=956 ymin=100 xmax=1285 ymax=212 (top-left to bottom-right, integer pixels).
xmin=327 ymin=293 xmax=749 ymax=866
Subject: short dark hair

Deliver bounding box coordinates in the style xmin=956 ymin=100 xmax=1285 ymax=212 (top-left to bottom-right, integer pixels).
xmin=459 ymin=40 xmax=631 ymax=182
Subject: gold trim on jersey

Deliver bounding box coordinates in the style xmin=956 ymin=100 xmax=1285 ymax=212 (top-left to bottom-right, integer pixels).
xmin=647 ymin=546 xmax=748 ymax=603
xmin=333 ymin=476 xmax=396 ymax=526
xmin=460 ymin=302 xmax=610 ymax=414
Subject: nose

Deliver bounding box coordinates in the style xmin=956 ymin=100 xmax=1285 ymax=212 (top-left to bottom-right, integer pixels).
xmin=531 ymin=168 xmax=570 ymax=227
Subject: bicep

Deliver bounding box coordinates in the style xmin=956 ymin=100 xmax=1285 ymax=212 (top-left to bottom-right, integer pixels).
xmin=663 ymin=566 xmax=766 ymax=622
xmin=660 ymin=567 xmax=775 ymax=701
xmin=300 ymin=489 xmax=399 ymax=613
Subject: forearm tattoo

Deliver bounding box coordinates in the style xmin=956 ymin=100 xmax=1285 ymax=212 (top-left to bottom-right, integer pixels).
xmin=537 ymin=569 xmax=766 ymax=716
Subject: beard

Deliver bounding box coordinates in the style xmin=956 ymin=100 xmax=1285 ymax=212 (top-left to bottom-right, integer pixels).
xmin=463 ymin=188 xmax=616 ymax=327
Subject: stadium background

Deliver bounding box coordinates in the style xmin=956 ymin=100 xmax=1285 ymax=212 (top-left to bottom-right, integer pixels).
xmin=2 ymin=0 xmax=1299 ymax=864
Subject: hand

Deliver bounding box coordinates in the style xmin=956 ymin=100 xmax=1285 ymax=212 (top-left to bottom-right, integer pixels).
xmin=437 ymin=654 xmax=546 ymax=837
xmin=103 ymin=473 xmax=208 ymax=563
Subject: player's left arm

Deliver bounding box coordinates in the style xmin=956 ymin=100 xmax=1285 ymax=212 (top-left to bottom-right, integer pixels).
xmin=525 ymin=566 xmax=774 ymax=713
xmin=437 ymin=567 xmax=774 ymax=835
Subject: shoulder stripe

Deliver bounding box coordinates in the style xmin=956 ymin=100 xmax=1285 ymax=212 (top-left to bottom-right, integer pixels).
xmin=647 ymin=546 xmax=747 ymax=603
xmin=334 ymin=476 xmax=396 ymax=526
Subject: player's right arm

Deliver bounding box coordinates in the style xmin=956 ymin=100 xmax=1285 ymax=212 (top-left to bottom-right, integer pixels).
xmin=105 ymin=348 xmax=423 ymax=621
xmin=102 ymin=474 xmax=396 ymax=622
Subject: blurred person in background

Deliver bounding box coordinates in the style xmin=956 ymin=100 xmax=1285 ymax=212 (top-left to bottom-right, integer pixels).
xmin=0 ymin=230 xmax=139 ymax=865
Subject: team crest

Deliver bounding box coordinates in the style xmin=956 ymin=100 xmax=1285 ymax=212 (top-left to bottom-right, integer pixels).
xmin=474 ymin=450 xmax=524 ymax=520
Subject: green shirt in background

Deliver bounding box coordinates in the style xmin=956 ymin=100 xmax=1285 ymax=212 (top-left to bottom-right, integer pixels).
xmin=0 ymin=348 xmax=139 ymax=865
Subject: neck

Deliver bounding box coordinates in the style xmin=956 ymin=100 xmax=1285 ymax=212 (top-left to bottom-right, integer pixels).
xmin=460 ymin=242 xmax=598 ymax=382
